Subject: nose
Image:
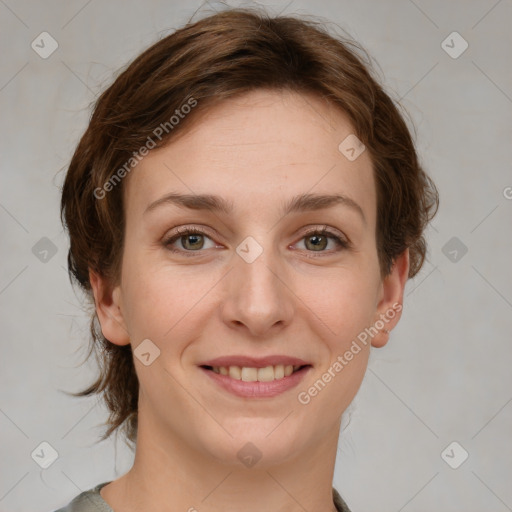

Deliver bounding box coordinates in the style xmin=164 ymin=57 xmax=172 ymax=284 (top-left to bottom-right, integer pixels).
xmin=220 ymin=244 xmax=295 ymax=338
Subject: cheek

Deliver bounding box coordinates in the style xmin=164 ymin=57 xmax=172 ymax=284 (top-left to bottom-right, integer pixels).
xmin=294 ymin=265 xmax=380 ymax=342
xmin=295 ymin=271 xmax=376 ymax=414
xmin=120 ymin=252 xmax=224 ymax=343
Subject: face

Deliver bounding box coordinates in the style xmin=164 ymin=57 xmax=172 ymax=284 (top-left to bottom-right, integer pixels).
xmin=92 ymin=89 xmax=408 ymax=468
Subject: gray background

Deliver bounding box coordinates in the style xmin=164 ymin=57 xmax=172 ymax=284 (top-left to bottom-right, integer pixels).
xmin=1 ymin=0 xmax=511 ymax=511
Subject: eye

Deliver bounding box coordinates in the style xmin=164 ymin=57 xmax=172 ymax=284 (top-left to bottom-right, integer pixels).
xmin=163 ymin=227 xmax=217 ymax=254
xmin=294 ymin=226 xmax=349 ymax=254
xmin=163 ymin=225 xmax=350 ymax=257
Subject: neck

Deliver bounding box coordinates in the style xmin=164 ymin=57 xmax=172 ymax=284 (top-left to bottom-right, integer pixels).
xmin=106 ymin=407 xmax=341 ymax=512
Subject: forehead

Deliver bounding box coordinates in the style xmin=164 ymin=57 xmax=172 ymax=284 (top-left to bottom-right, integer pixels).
xmin=124 ymin=89 xmax=376 ymax=223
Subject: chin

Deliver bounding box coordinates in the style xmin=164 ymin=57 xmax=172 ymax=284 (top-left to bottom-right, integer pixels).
xmin=199 ymin=420 xmax=307 ymax=469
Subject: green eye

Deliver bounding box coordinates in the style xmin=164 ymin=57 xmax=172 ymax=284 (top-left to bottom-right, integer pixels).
xmin=296 ymin=227 xmax=349 ymax=253
xmin=180 ymin=233 xmax=205 ymax=250
xmin=164 ymin=228 xmax=215 ymax=253
xmin=163 ymin=225 xmax=349 ymax=257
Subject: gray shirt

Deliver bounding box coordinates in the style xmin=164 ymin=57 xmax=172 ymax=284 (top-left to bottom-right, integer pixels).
xmin=53 ymin=481 xmax=352 ymax=511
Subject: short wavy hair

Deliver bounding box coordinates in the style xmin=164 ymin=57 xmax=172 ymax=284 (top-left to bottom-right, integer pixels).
xmin=61 ymin=7 xmax=439 ymax=446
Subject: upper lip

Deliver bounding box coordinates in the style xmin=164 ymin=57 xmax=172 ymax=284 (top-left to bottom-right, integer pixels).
xmin=199 ymin=355 xmax=312 ymax=368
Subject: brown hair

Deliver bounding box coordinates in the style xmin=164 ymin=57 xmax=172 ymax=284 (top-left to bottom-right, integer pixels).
xmin=61 ymin=7 xmax=438 ymax=446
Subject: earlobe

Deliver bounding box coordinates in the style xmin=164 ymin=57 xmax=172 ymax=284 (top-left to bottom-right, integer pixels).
xmin=89 ymin=269 xmax=130 ymax=346
xmin=371 ymin=249 xmax=409 ymax=348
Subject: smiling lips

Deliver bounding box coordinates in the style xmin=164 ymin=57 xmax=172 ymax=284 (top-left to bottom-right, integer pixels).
xmin=207 ymin=364 xmax=303 ymax=382
xmin=200 ymin=355 xmax=311 ymax=381
xmin=199 ymin=355 xmax=312 ymax=397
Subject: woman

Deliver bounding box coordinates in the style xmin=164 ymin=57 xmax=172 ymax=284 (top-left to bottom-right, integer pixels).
xmin=56 ymin=7 xmax=438 ymax=512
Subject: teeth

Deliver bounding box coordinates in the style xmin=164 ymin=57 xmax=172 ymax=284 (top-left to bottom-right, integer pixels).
xmin=210 ymin=364 xmax=304 ymax=381
xmin=229 ymin=366 xmax=241 ymax=380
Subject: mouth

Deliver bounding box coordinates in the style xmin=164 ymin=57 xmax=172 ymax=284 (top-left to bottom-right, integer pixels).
xmin=198 ymin=363 xmax=313 ymax=398
xmin=199 ymin=364 xmax=311 ymax=382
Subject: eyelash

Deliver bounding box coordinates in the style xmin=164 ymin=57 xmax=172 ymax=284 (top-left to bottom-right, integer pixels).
xmin=163 ymin=225 xmax=350 ymax=257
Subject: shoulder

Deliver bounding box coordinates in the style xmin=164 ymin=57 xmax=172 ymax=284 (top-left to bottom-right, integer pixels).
xmin=333 ymin=486 xmax=352 ymax=512
xmin=52 ymin=482 xmax=113 ymax=512
xmin=53 ymin=482 xmax=348 ymax=511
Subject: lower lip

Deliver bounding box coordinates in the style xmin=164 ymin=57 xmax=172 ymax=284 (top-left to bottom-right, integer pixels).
xmin=200 ymin=366 xmax=312 ymax=398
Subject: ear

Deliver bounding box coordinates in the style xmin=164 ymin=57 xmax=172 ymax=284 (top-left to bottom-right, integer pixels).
xmin=371 ymin=249 xmax=409 ymax=348
xmin=89 ymin=269 xmax=130 ymax=346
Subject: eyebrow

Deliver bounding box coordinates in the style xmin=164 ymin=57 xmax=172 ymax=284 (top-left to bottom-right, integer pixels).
xmin=144 ymin=192 xmax=366 ymax=223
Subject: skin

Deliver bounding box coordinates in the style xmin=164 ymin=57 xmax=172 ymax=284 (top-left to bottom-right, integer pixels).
xmin=90 ymin=89 xmax=409 ymax=512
